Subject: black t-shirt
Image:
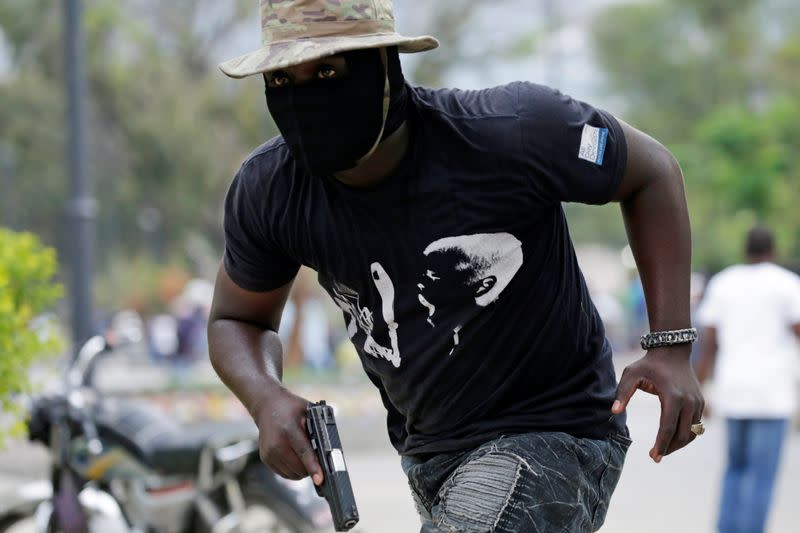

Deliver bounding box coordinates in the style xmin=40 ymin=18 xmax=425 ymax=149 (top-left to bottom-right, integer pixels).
xmin=223 ymin=82 xmax=628 ymax=455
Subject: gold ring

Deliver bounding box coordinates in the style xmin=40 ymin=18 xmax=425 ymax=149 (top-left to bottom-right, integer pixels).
xmin=690 ymin=422 xmax=705 ymax=436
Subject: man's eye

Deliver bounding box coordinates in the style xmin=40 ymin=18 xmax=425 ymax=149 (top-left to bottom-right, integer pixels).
xmin=317 ymin=65 xmax=338 ymax=80
xmin=270 ymin=72 xmax=291 ymax=88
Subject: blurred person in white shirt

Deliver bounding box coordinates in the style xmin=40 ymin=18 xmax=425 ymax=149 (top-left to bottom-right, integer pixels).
xmin=696 ymin=225 xmax=800 ymax=533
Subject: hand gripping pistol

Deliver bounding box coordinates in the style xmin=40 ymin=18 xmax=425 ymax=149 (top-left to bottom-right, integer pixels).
xmin=306 ymin=401 xmax=359 ymax=531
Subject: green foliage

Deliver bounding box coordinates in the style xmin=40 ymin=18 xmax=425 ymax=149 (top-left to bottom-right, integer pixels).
xmin=0 ymin=0 xmax=266 ymax=276
xmin=94 ymin=253 xmax=192 ymax=314
xmin=0 ymin=229 xmax=63 ymax=442
xmin=772 ymin=35 xmax=800 ymax=96
xmin=591 ymin=0 xmax=800 ymax=271
xmin=406 ymin=0 xmax=534 ymax=87
xmin=592 ymin=0 xmax=764 ymax=142
xmin=675 ymin=98 xmax=800 ymax=269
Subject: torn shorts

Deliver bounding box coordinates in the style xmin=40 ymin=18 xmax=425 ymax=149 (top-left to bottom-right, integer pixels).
xmin=401 ymin=431 xmax=631 ymax=532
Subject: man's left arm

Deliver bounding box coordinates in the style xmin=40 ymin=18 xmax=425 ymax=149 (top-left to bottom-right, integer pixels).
xmin=609 ymin=118 xmax=704 ymax=463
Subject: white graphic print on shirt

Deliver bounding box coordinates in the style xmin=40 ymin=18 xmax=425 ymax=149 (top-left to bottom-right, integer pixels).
xmin=330 ymin=233 xmax=523 ymax=365
xmin=418 ymin=233 xmax=524 ymax=355
xmin=330 ymin=262 xmax=401 ymax=368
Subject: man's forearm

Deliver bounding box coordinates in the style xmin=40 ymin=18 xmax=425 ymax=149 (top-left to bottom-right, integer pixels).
xmin=208 ymin=319 xmax=286 ymax=416
xmin=621 ymin=154 xmax=692 ymax=343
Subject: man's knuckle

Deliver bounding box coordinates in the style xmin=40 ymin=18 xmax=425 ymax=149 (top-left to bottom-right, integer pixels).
xmin=259 ymin=448 xmax=271 ymax=464
xmin=262 ymin=443 xmax=285 ymax=464
xmin=623 ymin=367 xmax=640 ymax=382
xmin=659 ymin=425 xmax=677 ymax=436
xmin=667 ymin=386 xmax=684 ymax=399
xmin=696 ymin=395 xmax=705 ymax=407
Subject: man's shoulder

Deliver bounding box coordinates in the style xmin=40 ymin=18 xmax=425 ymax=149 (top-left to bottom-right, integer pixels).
xmin=703 ymin=266 xmax=739 ymax=296
xmin=234 ymin=137 xmax=296 ymax=198
xmin=411 ymin=82 xmax=540 ymax=121
xmin=224 ymin=137 xmax=298 ymax=215
xmin=711 ymin=263 xmax=800 ymax=287
xmin=235 ymin=136 xmax=295 ymax=188
xmin=410 ymin=81 xmax=599 ymax=137
xmin=763 ymin=263 xmax=800 ymax=285
xmin=709 ymin=264 xmax=748 ymax=284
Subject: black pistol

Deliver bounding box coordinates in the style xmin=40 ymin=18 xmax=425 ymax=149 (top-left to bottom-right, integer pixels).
xmin=306 ymin=401 xmax=359 ymax=531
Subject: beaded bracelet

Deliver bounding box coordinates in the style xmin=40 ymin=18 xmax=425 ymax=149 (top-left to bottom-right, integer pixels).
xmin=640 ymin=328 xmax=698 ymax=350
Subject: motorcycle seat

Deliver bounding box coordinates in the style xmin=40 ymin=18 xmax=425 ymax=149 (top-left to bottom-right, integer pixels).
xmin=96 ymin=399 xmax=258 ymax=475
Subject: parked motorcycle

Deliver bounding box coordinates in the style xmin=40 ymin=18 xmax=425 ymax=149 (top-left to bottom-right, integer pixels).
xmin=0 ymin=335 xmax=333 ymax=533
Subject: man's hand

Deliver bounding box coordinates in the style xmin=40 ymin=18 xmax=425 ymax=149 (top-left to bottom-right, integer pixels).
xmin=611 ymin=347 xmax=704 ymax=463
xmin=251 ymin=387 xmax=324 ymax=485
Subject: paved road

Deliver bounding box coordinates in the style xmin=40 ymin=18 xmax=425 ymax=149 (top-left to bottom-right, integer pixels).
xmin=3 ymin=359 xmax=799 ymax=532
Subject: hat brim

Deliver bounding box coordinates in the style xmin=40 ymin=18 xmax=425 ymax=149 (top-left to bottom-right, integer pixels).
xmin=219 ymin=33 xmax=439 ymax=79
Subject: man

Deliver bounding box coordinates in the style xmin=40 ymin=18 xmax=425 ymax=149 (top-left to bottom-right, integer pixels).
xmin=209 ymin=1 xmax=704 ymax=531
xmin=696 ymin=226 xmax=800 ymax=533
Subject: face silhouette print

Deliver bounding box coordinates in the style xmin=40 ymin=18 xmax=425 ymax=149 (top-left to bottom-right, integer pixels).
xmin=418 ymin=233 xmax=524 ymax=355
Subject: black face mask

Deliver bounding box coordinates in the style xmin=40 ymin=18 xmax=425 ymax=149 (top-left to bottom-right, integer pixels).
xmin=265 ymin=48 xmax=386 ymax=177
xmin=382 ymin=47 xmax=408 ymax=143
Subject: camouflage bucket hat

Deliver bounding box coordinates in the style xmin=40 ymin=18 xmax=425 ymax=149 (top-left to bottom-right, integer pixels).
xmin=219 ymin=0 xmax=439 ymax=79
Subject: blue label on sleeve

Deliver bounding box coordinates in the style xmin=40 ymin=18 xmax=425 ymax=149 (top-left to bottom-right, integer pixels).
xmin=596 ymin=127 xmax=608 ymax=165
xmin=578 ymin=125 xmax=609 ymax=166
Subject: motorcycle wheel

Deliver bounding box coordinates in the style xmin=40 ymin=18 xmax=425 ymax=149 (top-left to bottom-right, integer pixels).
xmin=0 ymin=516 xmax=36 ymax=533
xmin=191 ymin=479 xmax=298 ymax=533
xmin=45 ymin=512 xmax=128 ymax=533
xmin=191 ymin=495 xmax=297 ymax=533
xmin=238 ymin=464 xmax=326 ymax=533
xmin=192 ymin=464 xmax=327 ymax=533
xmin=234 ymin=504 xmax=296 ymax=533
xmin=41 ymin=487 xmax=128 ymax=533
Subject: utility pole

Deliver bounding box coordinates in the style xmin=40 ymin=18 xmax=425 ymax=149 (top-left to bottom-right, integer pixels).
xmin=0 ymin=142 xmax=16 ymax=229
xmin=64 ymin=0 xmax=96 ymax=357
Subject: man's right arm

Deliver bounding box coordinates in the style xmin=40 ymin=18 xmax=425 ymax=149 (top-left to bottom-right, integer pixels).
xmin=694 ymin=326 xmax=717 ymax=384
xmin=789 ymin=274 xmax=800 ymax=339
xmin=208 ymin=264 xmax=323 ymax=484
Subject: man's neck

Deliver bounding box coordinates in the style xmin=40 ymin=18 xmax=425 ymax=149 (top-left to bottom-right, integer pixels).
xmin=334 ymin=121 xmax=409 ymax=188
xmin=747 ymin=254 xmax=774 ymax=264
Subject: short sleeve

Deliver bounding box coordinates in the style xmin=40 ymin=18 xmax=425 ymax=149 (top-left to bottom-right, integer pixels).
xmin=695 ymin=277 xmax=722 ymax=328
xmin=785 ymin=273 xmax=800 ymax=324
xmin=223 ymin=161 xmax=300 ymax=292
xmin=516 ymin=82 xmax=627 ymax=205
